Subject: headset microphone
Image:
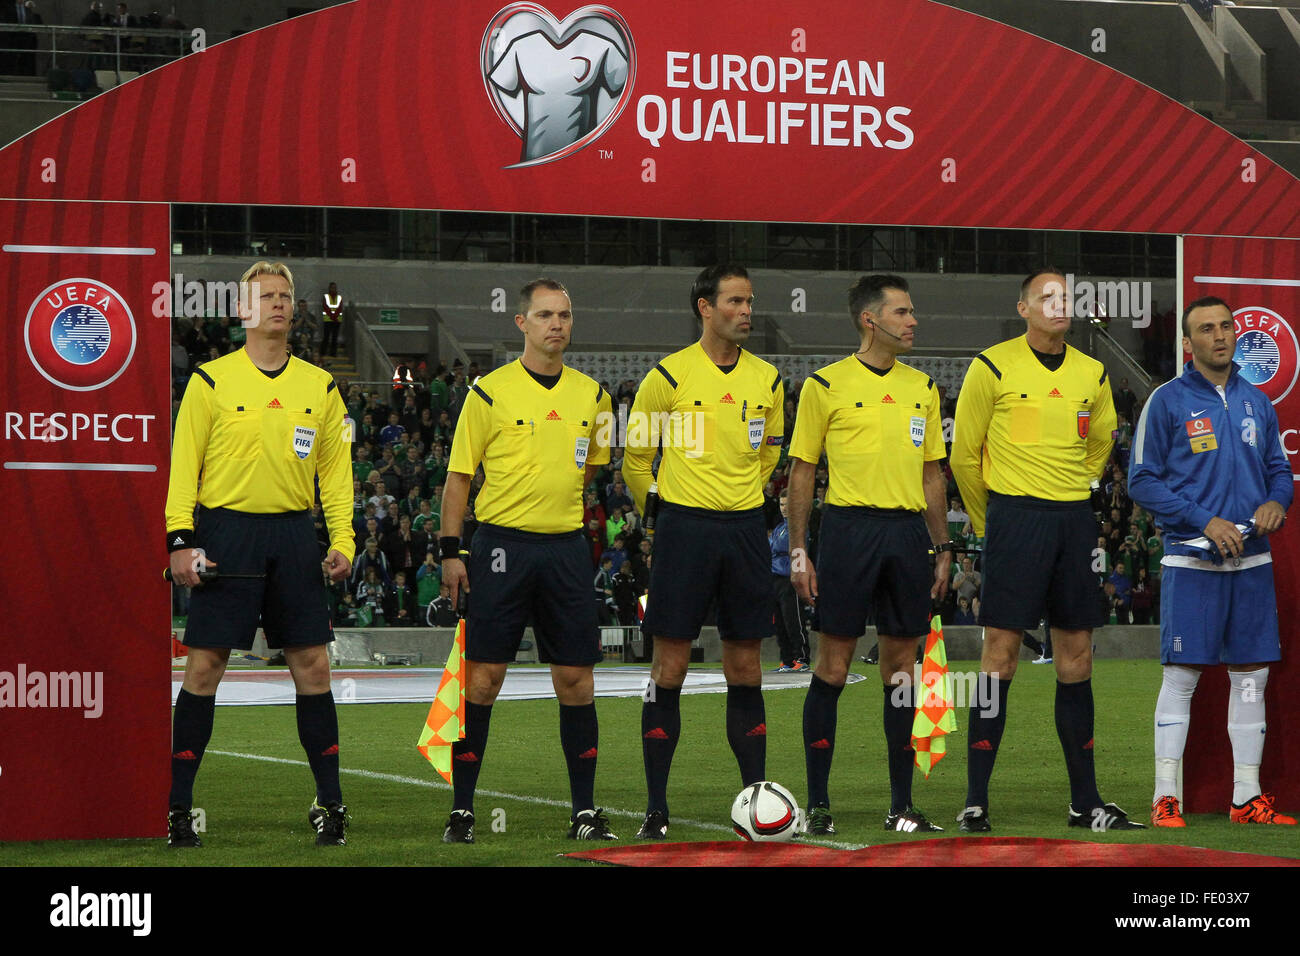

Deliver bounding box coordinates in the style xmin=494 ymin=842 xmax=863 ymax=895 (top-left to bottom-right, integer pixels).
xmin=867 ymin=319 xmax=906 ymax=343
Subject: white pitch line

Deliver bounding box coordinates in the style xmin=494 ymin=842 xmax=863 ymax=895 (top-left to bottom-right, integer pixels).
xmin=208 ymin=749 xmax=864 ymax=851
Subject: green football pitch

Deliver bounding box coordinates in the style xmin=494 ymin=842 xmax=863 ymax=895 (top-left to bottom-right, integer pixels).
xmin=5 ymin=659 xmax=1298 ymax=867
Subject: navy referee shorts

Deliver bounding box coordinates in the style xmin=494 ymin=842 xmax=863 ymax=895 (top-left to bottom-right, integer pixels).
xmin=978 ymin=492 xmax=1107 ymax=631
xmin=640 ymin=502 xmax=769 ymax=642
xmin=816 ymin=505 xmax=931 ymax=639
xmin=184 ymin=506 xmax=332 ymax=650
xmin=465 ymin=522 xmax=601 ymax=666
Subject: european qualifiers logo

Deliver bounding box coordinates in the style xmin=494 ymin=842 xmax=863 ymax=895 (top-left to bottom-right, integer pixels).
xmin=1232 ymin=306 xmax=1298 ymax=406
xmin=481 ymin=3 xmax=635 ymax=167
xmin=24 ymin=278 xmax=137 ymax=391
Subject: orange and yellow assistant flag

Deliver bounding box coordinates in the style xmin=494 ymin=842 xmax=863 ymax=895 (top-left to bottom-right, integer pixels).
xmin=911 ymin=614 xmax=956 ymax=778
xmin=417 ymin=618 xmax=467 ymax=783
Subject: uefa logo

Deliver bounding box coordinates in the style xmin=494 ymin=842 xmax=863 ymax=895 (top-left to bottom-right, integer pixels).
xmin=1232 ymin=306 xmax=1298 ymax=406
xmin=24 ymin=278 xmax=137 ymax=391
xmin=481 ymin=3 xmax=635 ymax=168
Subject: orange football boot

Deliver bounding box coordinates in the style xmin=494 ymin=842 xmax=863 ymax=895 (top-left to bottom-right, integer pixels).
xmin=1230 ymin=792 xmax=1297 ymax=825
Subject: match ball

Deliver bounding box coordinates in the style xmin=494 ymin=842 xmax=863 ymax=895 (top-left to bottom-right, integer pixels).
xmin=731 ymin=781 xmax=801 ymax=842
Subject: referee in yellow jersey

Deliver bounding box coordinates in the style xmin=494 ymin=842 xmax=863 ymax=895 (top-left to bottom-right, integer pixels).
xmin=951 ymin=268 xmax=1143 ymax=832
xmin=165 ymin=262 xmax=355 ymax=848
xmin=623 ymin=263 xmax=785 ymax=840
xmin=786 ymin=275 xmax=953 ymax=836
xmin=438 ymin=279 xmax=618 ymax=844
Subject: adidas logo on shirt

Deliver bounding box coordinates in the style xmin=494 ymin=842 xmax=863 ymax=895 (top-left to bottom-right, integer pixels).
xmin=1048 ymin=388 xmax=1063 ymax=398
xmin=266 ymin=398 xmax=283 ymax=409
xmin=546 ymin=410 xmax=562 ymax=421
xmin=719 ymin=393 xmax=736 ymax=404
xmin=882 ymin=394 xmax=896 ymax=404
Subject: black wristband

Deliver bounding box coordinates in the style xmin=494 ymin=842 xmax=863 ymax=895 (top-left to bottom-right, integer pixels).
xmin=934 ymin=541 xmax=957 ymax=554
xmin=439 ymin=536 xmax=462 ymax=560
xmin=167 ymin=529 xmax=195 ymax=553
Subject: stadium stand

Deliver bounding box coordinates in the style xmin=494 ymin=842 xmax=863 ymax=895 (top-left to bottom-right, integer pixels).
xmin=937 ymin=0 xmax=1300 ymax=174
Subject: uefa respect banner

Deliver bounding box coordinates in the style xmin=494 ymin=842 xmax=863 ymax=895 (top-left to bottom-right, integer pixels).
xmin=0 ymin=200 xmax=171 ymax=840
xmin=1180 ymin=236 xmax=1300 ymax=812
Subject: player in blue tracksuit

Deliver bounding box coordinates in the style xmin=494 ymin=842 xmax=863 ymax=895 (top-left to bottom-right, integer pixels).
xmin=769 ymin=489 xmax=809 ymax=672
xmin=1128 ymin=296 xmax=1295 ymax=828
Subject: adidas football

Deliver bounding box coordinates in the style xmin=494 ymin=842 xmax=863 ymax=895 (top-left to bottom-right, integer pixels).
xmin=731 ymin=781 xmax=801 ymax=842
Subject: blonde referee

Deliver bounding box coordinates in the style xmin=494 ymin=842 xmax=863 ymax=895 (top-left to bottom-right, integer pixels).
xmin=165 ymin=261 xmax=355 ymax=848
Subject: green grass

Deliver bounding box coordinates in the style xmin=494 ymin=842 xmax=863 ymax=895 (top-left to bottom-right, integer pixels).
xmin=4 ymin=659 xmax=1297 ymax=866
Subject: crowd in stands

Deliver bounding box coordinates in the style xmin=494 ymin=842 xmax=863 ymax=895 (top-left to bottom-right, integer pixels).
xmin=1 ymin=2 xmax=195 ymax=80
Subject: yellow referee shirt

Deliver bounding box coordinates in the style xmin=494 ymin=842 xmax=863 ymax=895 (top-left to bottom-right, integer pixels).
xmin=165 ymin=349 xmax=355 ymax=561
xmin=448 ymin=361 xmax=612 ymax=534
xmin=951 ymin=335 xmax=1116 ymax=536
xmin=624 ymin=342 xmax=785 ymax=513
xmin=789 ymin=355 xmax=944 ymax=510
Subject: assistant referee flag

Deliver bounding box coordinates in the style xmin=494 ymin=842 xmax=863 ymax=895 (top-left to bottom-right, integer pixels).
xmin=417 ymin=619 xmax=467 ymax=783
xmin=911 ymin=616 xmax=956 ymax=777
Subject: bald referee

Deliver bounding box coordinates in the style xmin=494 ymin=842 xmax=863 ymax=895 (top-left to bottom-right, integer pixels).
xmin=165 ymin=261 xmax=355 ymax=848
xmin=623 ymin=263 xmax=785 ymax=840
xmin=439 ymin=278 xmax=618 ymax=844
xmin=787 ymin=274 xmax=953 ymax=835
xmin=951 ymin=267 xmax=1143 ymax=832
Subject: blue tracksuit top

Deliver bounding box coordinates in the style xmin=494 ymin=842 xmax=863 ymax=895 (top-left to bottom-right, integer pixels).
xmin=1128 ymin=361 xmax=1293 ymax=562
xmin=770 ymin=519 xmax=791 ymax=576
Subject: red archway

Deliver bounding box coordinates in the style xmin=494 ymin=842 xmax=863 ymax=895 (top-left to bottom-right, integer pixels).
xmin=1 ymin=0 xmax=1296 ymax=838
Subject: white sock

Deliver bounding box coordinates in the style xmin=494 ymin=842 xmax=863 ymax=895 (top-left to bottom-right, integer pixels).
xmin=1154 ymin=665 xmax=1200 ymax=801
xmin=1228 ymin=666 xmax=1268 ymax=806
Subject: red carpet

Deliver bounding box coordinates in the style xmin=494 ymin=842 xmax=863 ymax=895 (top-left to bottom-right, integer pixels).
xmin=566 ymin=837 xmax=1300 ymax=867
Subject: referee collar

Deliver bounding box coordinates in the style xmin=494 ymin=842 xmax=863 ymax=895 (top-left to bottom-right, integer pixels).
xmin=853 ymin=355 xmax=893 ymax=377
xmin=521 ymin=361 xmax=563 ymax=390
xmin=242 ymin=348 xmax=292 ymax=379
